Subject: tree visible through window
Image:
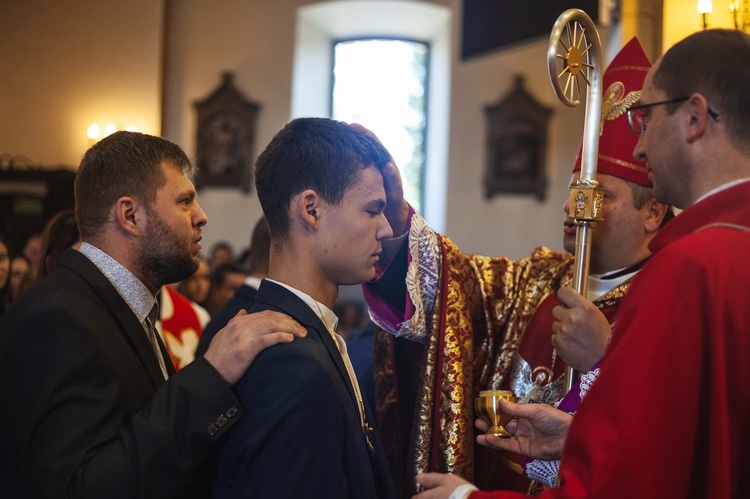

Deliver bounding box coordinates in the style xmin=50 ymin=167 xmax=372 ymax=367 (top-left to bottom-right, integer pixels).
xmin=332 ymin=39 xmax=428 ymax=214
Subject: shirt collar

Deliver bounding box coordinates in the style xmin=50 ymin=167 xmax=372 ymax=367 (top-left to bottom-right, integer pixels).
xmin=587 ymin=271 xmax=636 ymax=301
xmin=266 ymin=278 xmax=339 ymax=333
xmin=79 ymin=242 xmax=155 ymax=323
xmin=244 ymin=275 xmax=263 ymax=290
xmin=695 ymin=178 xmax=750 ymax=205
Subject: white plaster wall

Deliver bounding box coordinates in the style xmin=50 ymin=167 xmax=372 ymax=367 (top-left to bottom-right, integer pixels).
xmin=161 ymin=0 xmax=599 ymax=260
xmin=160 ymin=0 xmax=302 ymax=254
xmin=2 ymin=0 xmax=623 ymax=263
xmin=0 ymin=0 xmax=162 ymax=168
xmin=442 ymin=4 xmax=619 ymax=259
xmin=663 ymin=0 xmax=736 ymax=50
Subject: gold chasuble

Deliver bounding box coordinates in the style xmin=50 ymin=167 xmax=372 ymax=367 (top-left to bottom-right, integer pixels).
xmin=369 ymin=215 xmax=632 ymax=497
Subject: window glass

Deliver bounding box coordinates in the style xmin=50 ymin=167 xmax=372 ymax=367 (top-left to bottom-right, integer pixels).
xmin=332 ymin=39 xmax=428 ymax=213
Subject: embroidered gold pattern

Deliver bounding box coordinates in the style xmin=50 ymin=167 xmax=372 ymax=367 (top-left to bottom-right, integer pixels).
xmin=600 ymin=83 xmax=640 ymax=135
xmin=374 ymin=228 xmax=636 ymax=496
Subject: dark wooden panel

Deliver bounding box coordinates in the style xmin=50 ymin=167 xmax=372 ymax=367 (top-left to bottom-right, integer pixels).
xmin=462 ymin=0 xmax=600 ymax=60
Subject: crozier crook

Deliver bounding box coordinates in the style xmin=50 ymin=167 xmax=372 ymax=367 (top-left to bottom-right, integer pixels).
xmin=547 ymin=9 xmax=604 ymax=394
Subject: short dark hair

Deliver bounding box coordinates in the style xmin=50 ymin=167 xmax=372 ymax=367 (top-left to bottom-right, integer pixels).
xmin=626 ymin=181 xmax=674 ymax=229
xmin=212 ymin=262 xmax=248 ymax=286
xmin=626 ymin=181 xmax=653 ymax=211
xmin=75 ymin=131 xmax=194 ymax=240
xmin=211 ymin=241 xmax=234 ymax=254
xmin=654 ymin=29 xmax=750 ymax=156
xmin=254 ymin=118 xmax=392 ymax=242
xmin=248 ymin=216 xmax=271 ymax=275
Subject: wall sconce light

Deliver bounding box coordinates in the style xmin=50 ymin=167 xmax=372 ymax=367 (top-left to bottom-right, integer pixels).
xmin=729 ymin=0 xmax=750 ymax=31
xmin=87 ymin=123 xmax=139 ymax=144
xmin=698 ymin=0 xmax=713 ymax=29
xmin=698 ymin=1 xmax=750 ymax=31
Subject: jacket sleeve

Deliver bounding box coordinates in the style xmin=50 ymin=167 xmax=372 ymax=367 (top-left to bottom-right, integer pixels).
xmin=0 ymin=305 xmax=243 ymax=499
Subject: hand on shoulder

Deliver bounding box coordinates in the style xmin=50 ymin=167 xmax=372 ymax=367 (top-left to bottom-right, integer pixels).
xmin=203 ymin=309 xmax=307 ymax=385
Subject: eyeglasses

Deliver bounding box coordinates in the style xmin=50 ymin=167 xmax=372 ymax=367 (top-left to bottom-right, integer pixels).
xmin=626 ymin=96 xmax=721 ymax=136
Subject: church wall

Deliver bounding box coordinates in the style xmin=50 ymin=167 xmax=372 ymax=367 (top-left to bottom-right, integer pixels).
xmin=1 ymin=0 xmax=635 ymax=267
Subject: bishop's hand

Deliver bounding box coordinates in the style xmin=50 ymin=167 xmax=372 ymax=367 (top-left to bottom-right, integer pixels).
xmin=349 ymin=123 xmax=410 ymax=237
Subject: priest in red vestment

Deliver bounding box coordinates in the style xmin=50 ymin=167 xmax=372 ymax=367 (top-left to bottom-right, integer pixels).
xmin=415 ymin=28 xmax=750 ymax=499
xmin=363 ymin=38 xmax=671 ymax=496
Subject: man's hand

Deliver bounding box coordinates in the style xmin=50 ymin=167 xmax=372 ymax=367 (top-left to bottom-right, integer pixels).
xmin=203 ymin=310 xmax=307 ymax=385
xmin=476 ymin=399 xmax=572 ymax=461
xmin=551 ymin=286 xmax=611 ymax=372
xmin=413 ymin=472 xmax=472 ymax=499
xmin=349 ymin=123 xmax=410 ymax=237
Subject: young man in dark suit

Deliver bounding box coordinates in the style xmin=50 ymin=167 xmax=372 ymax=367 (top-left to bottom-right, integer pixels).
xmin=211 ymin=118 xmax=397 ymax=498
xmin=0 ymin=131 xmax=306 ymax=498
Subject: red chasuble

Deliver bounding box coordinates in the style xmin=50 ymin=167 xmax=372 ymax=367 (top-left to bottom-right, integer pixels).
xmin=476 ymin=293 xmax=622 ymax=494
xmin=471 ymin=182 xmax=750 ymax=498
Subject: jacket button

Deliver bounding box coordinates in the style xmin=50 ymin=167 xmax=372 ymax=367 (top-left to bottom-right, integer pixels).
xmin=226 ymin=406 xmax=238 ymax=418
xmin=207 ymin=424 xmax=218 ymax=436
xmin=216 ymin=415 xmax=228 ymax=427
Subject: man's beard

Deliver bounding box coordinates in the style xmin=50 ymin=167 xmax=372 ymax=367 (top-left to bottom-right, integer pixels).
xmin=137 ymin=210 xmax=199 ymax=290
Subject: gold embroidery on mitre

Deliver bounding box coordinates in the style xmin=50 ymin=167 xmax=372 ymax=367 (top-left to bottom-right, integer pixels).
xmin=600 ymin=82 xmax=641 ymax=135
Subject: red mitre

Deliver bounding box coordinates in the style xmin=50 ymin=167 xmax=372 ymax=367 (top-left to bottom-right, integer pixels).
xmin=573 ymin=37 xmax=652 ymax=186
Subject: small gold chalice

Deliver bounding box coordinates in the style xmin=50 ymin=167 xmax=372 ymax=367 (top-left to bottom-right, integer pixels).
xmin=474 ymin=389 xmax=516 ymax=438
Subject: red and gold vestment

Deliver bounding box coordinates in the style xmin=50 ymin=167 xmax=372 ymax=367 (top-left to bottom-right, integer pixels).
xmin=365 ymin=214 xmax=632 ymax=496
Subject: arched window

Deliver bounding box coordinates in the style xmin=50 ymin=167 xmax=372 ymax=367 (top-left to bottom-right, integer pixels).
xmin=293 ymin=0 xmax=450 ymax=231
xmin=332 ymin=38 xmax=428 ymax=212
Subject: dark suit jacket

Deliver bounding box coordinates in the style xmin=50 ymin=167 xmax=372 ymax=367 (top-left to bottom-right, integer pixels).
xmin=0 ymin=249 xmax=243 ymax=498
xmin=195 ymin=282 xmax=258 ymax=358
xmin=211 ymin=280 xmax=395 ymax=498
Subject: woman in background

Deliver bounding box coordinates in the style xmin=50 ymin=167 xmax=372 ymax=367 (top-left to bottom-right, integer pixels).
xmin=37 ymin=208 xmax=81 ymax=282
xmin=0 ymin=233 xmax=12 ymax=315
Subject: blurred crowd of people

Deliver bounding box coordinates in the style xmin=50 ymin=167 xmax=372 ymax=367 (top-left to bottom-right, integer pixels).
xmin=0 ymin=209 xmax=82 ymax=314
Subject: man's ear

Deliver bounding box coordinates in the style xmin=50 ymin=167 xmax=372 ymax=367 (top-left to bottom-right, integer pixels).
xmin=115 ymin=197 xmax=140 ymax=236
xmin=293 ymin=189 xmax=321 ymax=230
xmin=645 ymin=198 xmax=669 ymax=234
xmin=686 ymin=94 xmax=710 ymax=143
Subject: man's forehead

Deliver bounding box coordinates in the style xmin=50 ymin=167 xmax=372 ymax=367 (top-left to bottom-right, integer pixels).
xmin=352 ymin=164 xmax=385 ymax=190
xmin=160 ymin=164 xmax=195 ymax=193
xmin=639 ymin=60 xmax=661 ymax=102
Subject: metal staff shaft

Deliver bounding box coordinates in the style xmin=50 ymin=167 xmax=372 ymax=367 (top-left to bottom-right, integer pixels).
xmin=547 ymin=9 xmax=604 ymax=394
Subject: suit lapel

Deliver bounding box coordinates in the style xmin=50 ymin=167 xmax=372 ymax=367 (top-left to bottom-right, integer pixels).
xmin=253 ymin=281 xmax=362 ymax=412
xmin=236 ymin=283 xmax=258 ymax=303
xmin=59 ymin=250 xmax=171 ymax=388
